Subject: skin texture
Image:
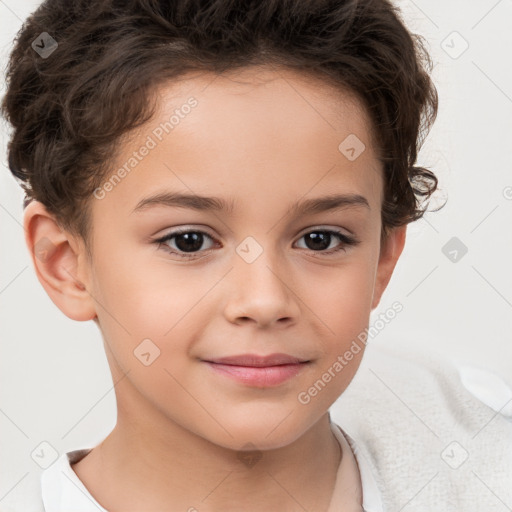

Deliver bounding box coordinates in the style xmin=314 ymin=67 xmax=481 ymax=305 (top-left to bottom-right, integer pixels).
xmin=24 ymin=65 xmax=406 ymax=511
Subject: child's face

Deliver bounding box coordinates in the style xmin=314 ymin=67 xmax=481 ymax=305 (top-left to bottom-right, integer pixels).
xmin=39 ymin=66 xmax=405 ymax=450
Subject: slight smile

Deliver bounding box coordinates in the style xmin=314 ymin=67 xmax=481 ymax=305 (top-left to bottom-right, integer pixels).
xmin=202 ymin=353 xmax=312 ymax=387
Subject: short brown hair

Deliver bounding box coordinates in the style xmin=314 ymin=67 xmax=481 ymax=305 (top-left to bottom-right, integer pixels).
xmin=2 ymin=0 xmax=440 ymax=247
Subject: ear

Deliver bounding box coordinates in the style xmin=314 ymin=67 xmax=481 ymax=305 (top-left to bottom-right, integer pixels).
xmin=23 ymin=200 xmax=97 ymax=321
xmin=371 ymin=225 xmax=407 ymax=310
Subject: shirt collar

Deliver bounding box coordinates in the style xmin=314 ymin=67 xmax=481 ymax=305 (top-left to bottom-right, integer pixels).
xmin=331 ymin=422 xmax=384 ymax=512
xmin=41 ymin=447 xmax=107 ymax=512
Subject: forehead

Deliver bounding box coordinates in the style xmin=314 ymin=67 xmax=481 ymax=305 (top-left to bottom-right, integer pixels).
xmin=92 ymin=65 xmax=383 ymax=223
xmin=154 ymin=65 xmax=377 ymax=158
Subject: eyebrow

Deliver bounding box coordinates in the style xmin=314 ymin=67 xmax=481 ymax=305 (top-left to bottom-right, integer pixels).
xmin=131 ymin=191 xmax=370 ymax=216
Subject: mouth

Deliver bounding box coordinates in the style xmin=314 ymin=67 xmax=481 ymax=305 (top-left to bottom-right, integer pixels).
xmin=202 ymin=353 xmax=311 ymax=387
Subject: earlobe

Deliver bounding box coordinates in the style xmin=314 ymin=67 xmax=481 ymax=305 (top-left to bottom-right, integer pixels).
xmin=371 ymin=225 xmax=407 ymax=310
xmin=23 ymin=200 xmax=97 ymax=321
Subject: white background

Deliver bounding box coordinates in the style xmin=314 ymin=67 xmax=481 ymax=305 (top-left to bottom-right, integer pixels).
xmin=1 ymin=0 xmax=511 ymax=504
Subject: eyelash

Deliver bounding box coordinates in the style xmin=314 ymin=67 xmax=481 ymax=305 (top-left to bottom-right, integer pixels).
xmin=153 ymin=228 xmax=360 ymax=260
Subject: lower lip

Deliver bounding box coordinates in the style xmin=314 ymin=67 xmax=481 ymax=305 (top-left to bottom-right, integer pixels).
xmin=204 ymin=362 xmax=308 ymax=387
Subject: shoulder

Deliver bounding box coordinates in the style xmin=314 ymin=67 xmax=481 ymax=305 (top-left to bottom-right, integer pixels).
xmin=1 ymin=447 xmax=95 ymax=512
xmin=330 ymin=339 xmax=512 ymax=512
xmin=334 ymin=337 xmax=512 ymax=428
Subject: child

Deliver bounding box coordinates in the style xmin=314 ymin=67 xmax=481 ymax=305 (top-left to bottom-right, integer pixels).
xmin=2 ymin=0 xmax=510 ymax=511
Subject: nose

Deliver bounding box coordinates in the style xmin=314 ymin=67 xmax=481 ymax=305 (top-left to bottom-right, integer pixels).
xmin=223 ymin=245 xmax=300 ymax=329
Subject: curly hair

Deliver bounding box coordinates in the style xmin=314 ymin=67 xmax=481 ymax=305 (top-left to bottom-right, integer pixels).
xmin=1 ymin=0 xmax=441 ymax=247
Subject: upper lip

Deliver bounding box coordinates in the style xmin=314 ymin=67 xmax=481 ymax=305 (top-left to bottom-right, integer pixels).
xmin=204 ymin=353 xmax=309 ymax=367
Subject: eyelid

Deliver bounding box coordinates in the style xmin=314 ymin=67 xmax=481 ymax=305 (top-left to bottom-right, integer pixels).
xmin=295 ymin=224 xmax=353 ymax=238
xmin=153 ymin=225 xmax=216 ymax=240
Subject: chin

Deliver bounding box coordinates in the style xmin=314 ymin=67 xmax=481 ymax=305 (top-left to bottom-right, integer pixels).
xmin=199 ymin=412 xmax=316 ymax=452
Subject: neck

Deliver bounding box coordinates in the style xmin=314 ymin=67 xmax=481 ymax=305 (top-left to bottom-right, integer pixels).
xmin=72 ymin=366 xmax=343 ymax=512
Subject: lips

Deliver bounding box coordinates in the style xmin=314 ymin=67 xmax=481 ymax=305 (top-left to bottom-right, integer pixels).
xmin=202 ymin=353 xmax=311 ymax=387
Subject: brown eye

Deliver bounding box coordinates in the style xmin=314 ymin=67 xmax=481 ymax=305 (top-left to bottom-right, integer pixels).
xmin=295 ymin=229 xmax=359 ymax=254
xmin=173 ymin=232 xmax=205 ymax=252
xmin=155 ymin=229 xmax=216 ymax=258
xmin=302 ymin=231 xmax=332 ymax=251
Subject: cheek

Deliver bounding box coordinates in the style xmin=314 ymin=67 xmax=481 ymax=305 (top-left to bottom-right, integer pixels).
xmin=297 ymin=257 xmax=375 ymax=402
xmin=298 ymin=266 xmax=374 ymax=407
xmin=305 ymin=257 xmax=376 ymax=333
xmin=92 ymin=234 xmax=208 ymax=329
xmin=92 ymin=254 xmax=216 ymax=376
